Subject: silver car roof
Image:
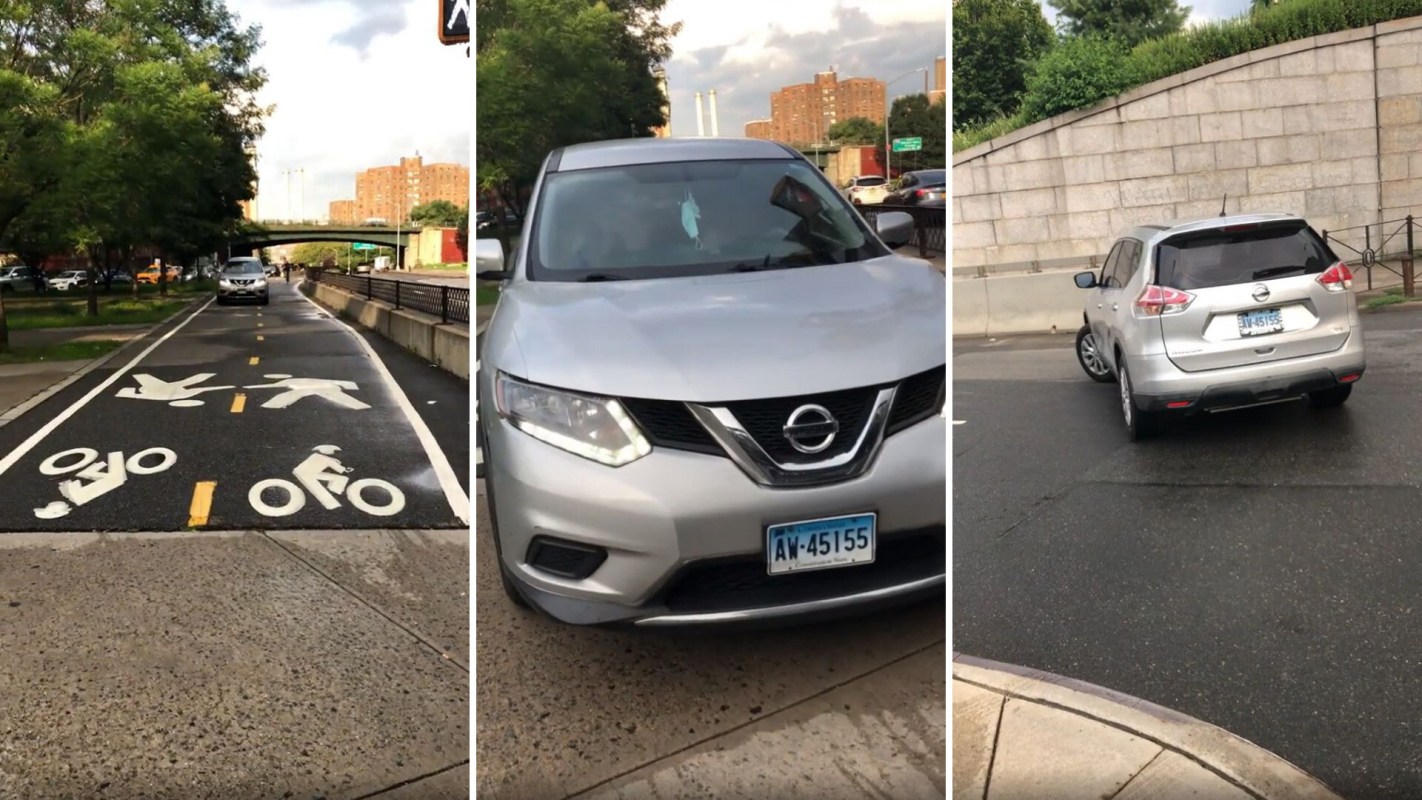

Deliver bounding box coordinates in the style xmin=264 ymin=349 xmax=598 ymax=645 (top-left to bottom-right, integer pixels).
xmin=553 ymin=137 xmax=798 ymax=172
xmin=1117 ymin=212 xmax=1304 ymax=245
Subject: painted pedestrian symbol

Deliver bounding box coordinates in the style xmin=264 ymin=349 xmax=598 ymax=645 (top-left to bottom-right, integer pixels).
xmin=248 ymin=445 xmax=405 ymax=518
xmin=34 ymin=447 xmax=177 ymax=519
xmin=242 ymin=374 xmax=370 ymax=410
xmin=117 ymin=374 xmax=235 ymax=407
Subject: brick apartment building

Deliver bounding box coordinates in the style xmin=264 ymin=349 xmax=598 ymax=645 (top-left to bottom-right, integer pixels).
xmin=328 ymin=155 xmax=469 ymax=224
xmin=744 ymin=69 xmax=886 ymax=146
xmin=929 ymin=55 xmax=946 ymax=106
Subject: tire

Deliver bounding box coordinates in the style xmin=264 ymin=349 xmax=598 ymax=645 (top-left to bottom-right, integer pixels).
xmin=260 ymin=297 xmax=270 ymax=306
xmin=215 ymin=297 xmax=226 ymax=306
xmin=1308 ymin=384 xmax=1353 ymax=408
xmin=481 ymin=421 xmax=530 ymax=610
xmin=1118 ymin=360 xmax=1159 ymax=441
xmin=1076 ymin=326 xmax=1114 ymax=383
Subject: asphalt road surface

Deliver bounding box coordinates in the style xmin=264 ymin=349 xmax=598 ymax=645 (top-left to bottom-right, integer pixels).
xmin=0 ymin=281 xmax=469 ymax=532
xmin=953 ymin=306 xmax=1422 ymax=800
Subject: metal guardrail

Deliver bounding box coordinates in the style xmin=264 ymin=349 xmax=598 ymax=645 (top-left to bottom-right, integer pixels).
xmin=858 ymin=204 xmax=945 ymax=258
xmin=308 ymin=269 xmax=470 ymax=324
xmin=1322 ymin=215 xmax=1421 ymax=295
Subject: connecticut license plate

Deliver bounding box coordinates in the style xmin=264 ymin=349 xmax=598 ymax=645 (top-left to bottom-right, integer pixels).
xmin=1238 ymin=308 xmax=1284 ymax=336
xmin=765 ymin=512 xmax=876 ymax=575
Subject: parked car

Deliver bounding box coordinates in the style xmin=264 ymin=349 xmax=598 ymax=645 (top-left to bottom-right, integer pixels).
xmin=47 ymin=270 xmax=89 ymax=291
xmin=0 ymin=265 xmax=40 ymax=292
xmin=215 ymin=257 xmax=269 ymax=305
xmin=882 ymin=169 xmax=946 ymax=206
xmin=103 ymin=269 xmax=134 ymax=285
xmin=135 ymin=265 xmax=183 ymax=285
xmin=843 ymin=175 xmax=890 ymax=206
xmin=1073 ymin=212 xmax=1364 ymax=440
xmin=476 ymin=137 xmax=945 ymax=627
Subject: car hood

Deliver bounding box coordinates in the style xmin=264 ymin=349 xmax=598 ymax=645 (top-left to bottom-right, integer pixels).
xmin=490 ymin=255 xmax=945 ymax=402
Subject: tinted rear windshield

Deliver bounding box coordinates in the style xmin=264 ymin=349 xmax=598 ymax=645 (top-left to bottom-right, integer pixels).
xmin=854 ymin=177 xmax=887 ymax=187
xmin=1155 ymin=222 xmax=1336 ymax=291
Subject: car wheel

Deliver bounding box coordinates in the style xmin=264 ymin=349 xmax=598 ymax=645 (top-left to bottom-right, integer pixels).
xmin=480 ymin=421 xmax=531 ymax=610
xmin=1075 ymin=326 xmax=1114 ymax=383
xmin=1118 ymin=360 xmax=1158 ymax=441
xmin=260 ymin=297 xmax=270 ymax=306
xmin=1308 ymin=384 xmax=1353 ymax=408
xmin=215 ymin=297 xmax=226 ymax=306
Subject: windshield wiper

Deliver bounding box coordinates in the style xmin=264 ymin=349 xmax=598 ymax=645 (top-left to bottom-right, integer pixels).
xmin=578 ymin=273 xmax=627 ymax=282
xmin=729 ymin=255 xmax=772 ymax=272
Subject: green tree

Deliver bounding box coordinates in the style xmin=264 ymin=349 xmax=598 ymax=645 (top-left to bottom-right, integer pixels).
xmin=1047 ymin=0 xmax=1191 ymax=47
xmin=410 ymin=200 xmax=466 ymax=227
xmin=884 ymin=94 xmax=948 ymax=172
xmin=455 ymin=209 xmax=469 ymax=257
xmin=827 ymin=116 xmax=883 ymax=145
xmin=477 ymin=0 xmax=681 ymax=219
xmin=953 ymin=0 xmax=1055 ymax=130
xmin=1020 ymin=35 xmax=1140 ymax=122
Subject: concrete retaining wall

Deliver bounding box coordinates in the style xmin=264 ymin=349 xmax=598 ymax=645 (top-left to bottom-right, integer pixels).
xmin=953 ymin=269 xmax=1087 ymax=337
xmin=307 ymin=281 xmax=470 ymax=380
xmin=953 ymin=16 xmax=1422 ymax=271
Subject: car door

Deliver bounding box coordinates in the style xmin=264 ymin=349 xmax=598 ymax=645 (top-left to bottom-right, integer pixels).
xmin=1107 ymin=239 xmax=1145 ymax=361
xmin=1089 ymin=242 xmax=1125 ymax=358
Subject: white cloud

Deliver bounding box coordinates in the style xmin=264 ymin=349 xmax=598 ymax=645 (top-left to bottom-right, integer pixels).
xmin=229 ymin=0 xmax=471 ymax=221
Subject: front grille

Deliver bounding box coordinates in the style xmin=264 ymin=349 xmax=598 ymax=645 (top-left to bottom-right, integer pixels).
xmin=887 ymin=366 xmax=945 ymax=434
xmin=723 ymin=385 xmax=878 ymax=465
xmin=620 ymin=398 xmax=722 ymax=455
xmin=659 ymin=527 xmax=944 ymax=614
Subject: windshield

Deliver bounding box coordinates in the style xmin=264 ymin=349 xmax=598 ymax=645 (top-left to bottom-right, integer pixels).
xmin=223 ymin=261 xmax=265 ymax=276
xmin=528 ymin=158 xmax=886 ymax=282
xmin=1155 ymin=222 xmax=1335 ymax=291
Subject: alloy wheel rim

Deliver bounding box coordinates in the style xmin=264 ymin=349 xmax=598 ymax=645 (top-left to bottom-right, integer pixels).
xmin=1120 ymin=367 xmax=1133 ymax=426
xmin=1080 ymin=334 xmax=1106 ymax=376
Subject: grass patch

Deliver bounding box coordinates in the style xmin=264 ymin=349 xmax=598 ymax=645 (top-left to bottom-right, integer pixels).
xmin=1365 ymin=294 xmax=1409 ymax=310
xmin=476 ymin=284 xmax=501 ymax=306
xmin=419 ymin=263 xmax=469 ymax=271
xmin=4 ymin=296 xmax=190 ymax=330
xmin=0 ymin=339 xmax=124 ymax=364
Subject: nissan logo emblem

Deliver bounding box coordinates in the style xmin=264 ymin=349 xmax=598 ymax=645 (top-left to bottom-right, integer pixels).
xmin=783 ymin=404 xmax=839 ymax=454
xmin=1252 ymin=283 xmax=1270 ymax=302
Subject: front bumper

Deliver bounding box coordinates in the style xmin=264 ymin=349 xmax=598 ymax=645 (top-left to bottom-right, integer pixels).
xmin=1128 ymin=330 xmax=1366 ymax=413
xmin=217 ymin=285 xmax=269 ymax=300
xmin=484 ymin=412 xmax=946 ymax=627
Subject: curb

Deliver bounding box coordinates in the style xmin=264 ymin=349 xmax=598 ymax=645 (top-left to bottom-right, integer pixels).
xmin=953 ymin=654 xmax=1344 ymax=800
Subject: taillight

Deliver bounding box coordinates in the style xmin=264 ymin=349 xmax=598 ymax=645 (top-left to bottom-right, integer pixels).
xmin=915 ymin=189 xmax=927 ymax=197
xmin=1135 ymin=285 xmax=1194 ymax=316
xmin=1317 ymin=261 xmax=1353 ymax=291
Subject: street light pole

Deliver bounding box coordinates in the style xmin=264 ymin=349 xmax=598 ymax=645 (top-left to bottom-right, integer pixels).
xmin=884 ymin=67 xmax=926 ymax=182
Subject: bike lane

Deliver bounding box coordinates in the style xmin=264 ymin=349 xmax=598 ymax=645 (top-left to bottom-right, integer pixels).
xmin=0 ymin=283 xmax=468 ymax=532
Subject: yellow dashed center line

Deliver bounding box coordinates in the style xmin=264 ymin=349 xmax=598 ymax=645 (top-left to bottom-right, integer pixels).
xmin=249 ymin=356 xmax=260 ymax=366
xmin=256 ymin=334 xmax=264 ymax=342
xmin=230 ymin=393 xmax=247 ymax=413
xmin=257 ymin=322 xmax=264 ymax=328
xmin=188 ymin=481 xmax=216 ymax=527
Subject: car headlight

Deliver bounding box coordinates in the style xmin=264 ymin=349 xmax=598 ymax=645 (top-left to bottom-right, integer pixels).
xmin=253 ymin=279 xmax=267 ymax=288
xmin=219 ymin=279 xmax=233 ymax=288
xmin=494 ymin=372 xmax=651 ymax=466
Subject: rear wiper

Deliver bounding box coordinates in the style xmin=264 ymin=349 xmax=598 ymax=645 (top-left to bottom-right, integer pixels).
xmin=1253 ymin=266 xmax=1306 ymax=279
xmin=729 ymin=255 xmax=772 ymax=273
xmin=578 ymin=273 xmax=627 ymax=282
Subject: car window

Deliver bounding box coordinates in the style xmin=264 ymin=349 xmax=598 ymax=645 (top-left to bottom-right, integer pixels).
xmin=222 ymin=261 xmax=265 ymax=276
xmin=1155 ymin=221 xmax=1333 ymax=291
xmin=856 ymin=177 xmax=887 ymax=187
xmin=1116 ymin=239 xmax=1143 ymax=287
xmin=1099 ymin=242 xmax=1124 ymax=288
xmin=529 ymin=158 xmax=885 ymax=281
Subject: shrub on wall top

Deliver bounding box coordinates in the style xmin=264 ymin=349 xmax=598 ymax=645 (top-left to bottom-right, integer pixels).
xmin=955 ymin=0 xmax=1422 ymax=153
xmin=1020 ymin=36 xmax=1140 ymax=125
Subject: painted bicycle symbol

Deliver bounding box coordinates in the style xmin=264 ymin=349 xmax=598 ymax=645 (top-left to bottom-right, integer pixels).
xmin=248 ymin=445 xmax=405 ymax=518
xmin=34 ymin=446 xmax=178 ymax=519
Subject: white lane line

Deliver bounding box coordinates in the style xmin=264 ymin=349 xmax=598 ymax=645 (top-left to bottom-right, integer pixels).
xmin=0 ymin=298 xmax=215 ymax=480
xmin=294 ymin=286 xmax=470 ymax=525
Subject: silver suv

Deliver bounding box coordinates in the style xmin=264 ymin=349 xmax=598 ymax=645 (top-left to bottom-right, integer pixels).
xmin=476 ymin=137 xmax=946 ymax=627
xmin=216 ymin=257 xmax=269 ymax=305
xmin=1074 ymin=213 xmax=1364 ymax=440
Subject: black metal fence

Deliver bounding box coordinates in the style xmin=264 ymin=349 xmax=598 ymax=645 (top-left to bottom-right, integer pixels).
xmin=307 ymin=269 xmax=470 ymax=324
xmin=1322 ymin=215 xmax=1422 ymax=295
xmin=858 ymin=204 xmax=946 ymax=258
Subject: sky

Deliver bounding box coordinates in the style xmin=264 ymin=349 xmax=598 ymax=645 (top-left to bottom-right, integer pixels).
xmin=1039 ymin=0 xmax=1255 ymax=28
xmin=226 ymin=0 xmax=471 ymax=222
xmin=658 ymin=0 xmax=947 ymax=139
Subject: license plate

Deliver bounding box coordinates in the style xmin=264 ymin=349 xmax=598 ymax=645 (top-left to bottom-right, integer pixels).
xmin=1238 ymin=308 xmax=1283 ymax=336
xmin=766 ymin=513 xmax=876 ymax=575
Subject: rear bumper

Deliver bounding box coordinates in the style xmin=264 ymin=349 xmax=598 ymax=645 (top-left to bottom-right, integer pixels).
xmin=1136 ymin=366 xmax=1363 ymax=413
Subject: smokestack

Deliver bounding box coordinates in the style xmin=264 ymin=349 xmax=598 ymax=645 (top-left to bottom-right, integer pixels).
xmin=709 ymin=90 xmax=719 ymax=137
xmin=695 ymin=91 xmax=705 ymax=136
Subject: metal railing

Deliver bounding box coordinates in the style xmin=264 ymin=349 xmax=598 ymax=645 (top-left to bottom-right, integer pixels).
xmin=1322 ymin=216 xmax=1422 ymax=295
xmin=307 ymin=269 xmax=469 ymax=324
xmin=858 ymin=204 xmax=945 ymax=258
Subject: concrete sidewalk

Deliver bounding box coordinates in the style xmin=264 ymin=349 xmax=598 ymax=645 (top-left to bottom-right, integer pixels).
xmin=0 ymin=324 xmax=154 ymax=425
xmin=953 ymin=655 xmax=1343 ymax=800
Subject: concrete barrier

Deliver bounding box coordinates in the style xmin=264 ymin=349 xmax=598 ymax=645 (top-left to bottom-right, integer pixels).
xmin=954 ymin=269 xmax=1088 ymax=338
xmin=306 ymin=280 xmax=470 ymax=380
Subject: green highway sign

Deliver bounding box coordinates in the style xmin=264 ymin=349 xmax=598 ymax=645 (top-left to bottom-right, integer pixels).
xmin=892 ymin=137 xmax=922 ymax=153
xmin=352 ymin=243 xmax=376 ymax=250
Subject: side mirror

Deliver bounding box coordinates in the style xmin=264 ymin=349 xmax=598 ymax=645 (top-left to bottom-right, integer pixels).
xmin=475 ymin=238 xmax=509 ymax=281
xmin=875 ymin=211 xmax=915 ymax=249
xmin=1074 ymin=271 xmax=1098 ymax=289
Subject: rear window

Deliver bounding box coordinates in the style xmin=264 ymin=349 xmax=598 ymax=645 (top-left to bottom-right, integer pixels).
xmin=854 ymin=177 xmax=887 ymax=187
xmin=1154 ymin=222 xmax=1336 ymax=291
